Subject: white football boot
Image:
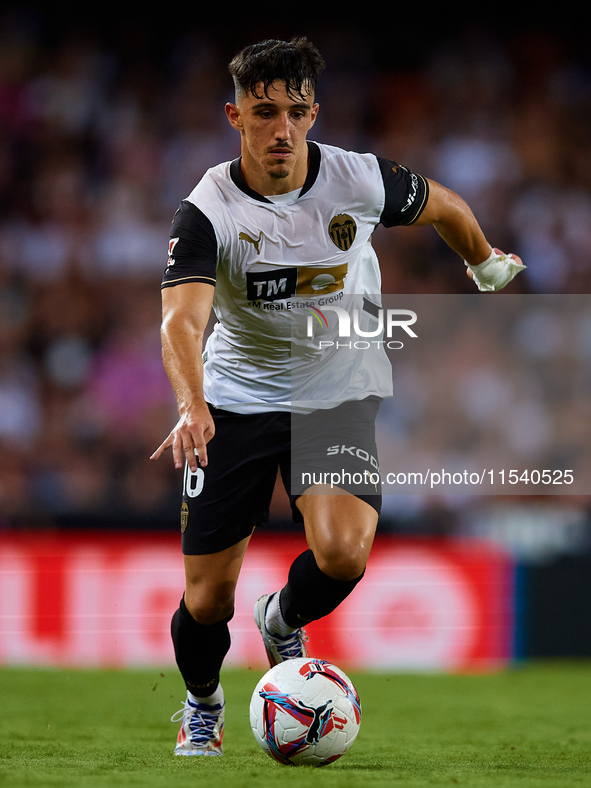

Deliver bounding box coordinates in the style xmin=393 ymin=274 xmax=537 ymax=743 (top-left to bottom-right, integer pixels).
xmin=171 ymin=693 xmax=224 ymax=756
xmin=254 ymin=592 xmax=309 ymax=667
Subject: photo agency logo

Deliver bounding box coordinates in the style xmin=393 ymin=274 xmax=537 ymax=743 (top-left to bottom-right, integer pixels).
xmin=305 ymin=303 xmax=418 ymax=350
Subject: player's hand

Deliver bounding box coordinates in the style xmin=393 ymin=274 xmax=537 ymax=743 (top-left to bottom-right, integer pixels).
xmin=150 ymin=402 xmax=215 ymax=471
xmin=465 ymin=248 xmax=525 ymax=291
xmin=486 ymin=248 xmax=524 ymax=267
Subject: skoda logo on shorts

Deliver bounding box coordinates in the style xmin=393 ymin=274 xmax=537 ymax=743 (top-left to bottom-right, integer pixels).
xmin=329 ymin=214 xmax=357 ymax=251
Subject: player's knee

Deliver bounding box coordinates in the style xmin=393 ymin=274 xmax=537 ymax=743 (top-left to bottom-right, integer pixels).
xmin=314 ymin=539 xmax=368 ymax=581
xmin=184 ymin=582 xmax=235 ymax=625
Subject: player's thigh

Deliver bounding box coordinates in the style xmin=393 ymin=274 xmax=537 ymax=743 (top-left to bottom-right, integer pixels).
xmin=181 ymin=407 xmax=288 ymax=556
xmin=297 ymin=489 xmax=379 ymax=581
xmin=287 ymin=396 xmax=382 ymax=507
xmin=183 ymin=534 xmax=251 ymax=624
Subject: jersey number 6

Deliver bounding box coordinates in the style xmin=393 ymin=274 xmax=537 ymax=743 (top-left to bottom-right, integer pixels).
xmin=183 ymin=454 xmax=205 ymax=498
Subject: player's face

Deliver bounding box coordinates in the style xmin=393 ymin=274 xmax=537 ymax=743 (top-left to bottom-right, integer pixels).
xmin=225 ymin=80 xmax=319 ymax=195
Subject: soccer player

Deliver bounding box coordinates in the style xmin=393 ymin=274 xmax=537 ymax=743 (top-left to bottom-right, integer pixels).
xmin=150 ymin=36 xmax=525 ymax=756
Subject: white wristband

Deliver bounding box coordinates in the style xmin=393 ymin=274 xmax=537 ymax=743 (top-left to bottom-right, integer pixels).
xmin=465 ymin=248 xmax=526 ymax=292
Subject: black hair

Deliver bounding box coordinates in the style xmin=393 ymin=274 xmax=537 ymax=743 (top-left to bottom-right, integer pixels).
xmin=228 ymin=36 xmax=325 ymax=100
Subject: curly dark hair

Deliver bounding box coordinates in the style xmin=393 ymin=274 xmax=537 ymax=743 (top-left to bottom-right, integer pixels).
xmin=228 ymin=36 xmax=325 ymax=100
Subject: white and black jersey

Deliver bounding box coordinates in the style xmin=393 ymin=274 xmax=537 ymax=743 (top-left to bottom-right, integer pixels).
xmin=162 ymin=141 xmax=428 ymax=413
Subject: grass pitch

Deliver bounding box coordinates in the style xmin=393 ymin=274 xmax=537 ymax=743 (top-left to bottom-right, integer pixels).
xmin=1 ymin=662 xmax=590 ymax=788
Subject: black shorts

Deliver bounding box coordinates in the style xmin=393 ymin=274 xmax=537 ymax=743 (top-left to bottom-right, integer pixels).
xmin=180 ymin=397 xmax=382 ymax=555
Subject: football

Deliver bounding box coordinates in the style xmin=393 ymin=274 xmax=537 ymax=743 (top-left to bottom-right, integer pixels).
xmin=249 ymin=657 xmax=361 ymax=767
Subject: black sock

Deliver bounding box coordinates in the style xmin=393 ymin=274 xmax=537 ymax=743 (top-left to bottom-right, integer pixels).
xmin=170 ymin=596 xmax=233 ymax=695
xmin=279 ymin=549 xmax=365 ymax=629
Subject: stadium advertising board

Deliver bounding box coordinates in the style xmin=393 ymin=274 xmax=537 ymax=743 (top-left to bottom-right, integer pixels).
xmin=0 ymin=532 xmax=512 ymax=671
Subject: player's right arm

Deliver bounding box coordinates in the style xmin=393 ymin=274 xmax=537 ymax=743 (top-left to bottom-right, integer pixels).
xmin=150 ymin=282 xmax=215 ymax=472
xmin=151 ymin=198 xmax=219 ymax=472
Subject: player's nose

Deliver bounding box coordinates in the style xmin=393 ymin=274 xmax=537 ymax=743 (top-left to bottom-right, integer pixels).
xmin=273 ymin=111 xmax=291 ymax=140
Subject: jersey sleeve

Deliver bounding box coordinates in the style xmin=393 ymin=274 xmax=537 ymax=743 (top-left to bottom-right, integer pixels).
xmin=161 ymin=200 xmax=217 ymax=289
xmin=376 ymin=157 xmax=429 ymax=227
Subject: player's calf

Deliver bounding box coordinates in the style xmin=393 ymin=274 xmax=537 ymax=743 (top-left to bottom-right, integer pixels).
xmin=255 ymin=549 xmax=367 ymax=666
xmin=280 ymin=549 xmax=365 ymax=626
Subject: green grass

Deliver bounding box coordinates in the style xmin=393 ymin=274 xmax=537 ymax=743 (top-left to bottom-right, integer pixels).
xmin=1 ymin=663 xmax=590 ymax=787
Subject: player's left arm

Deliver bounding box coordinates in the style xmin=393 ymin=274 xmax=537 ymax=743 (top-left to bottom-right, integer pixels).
xmin=413 ymin=178 xmax=526 ymax=291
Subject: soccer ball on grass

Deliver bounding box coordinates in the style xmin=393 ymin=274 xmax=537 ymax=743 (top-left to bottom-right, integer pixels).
xmin=249 ymin=657 xmax=361 ymax=766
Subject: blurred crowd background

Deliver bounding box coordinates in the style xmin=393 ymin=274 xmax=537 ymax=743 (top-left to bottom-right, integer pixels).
xmin=0 ymin=6 xmax=590 ymax=562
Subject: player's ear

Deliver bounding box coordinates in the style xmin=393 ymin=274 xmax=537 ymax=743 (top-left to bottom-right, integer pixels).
xmin=309 ymin=103 xmax=319 ymax=129
xmin=225 ymin=103 xmax=243 ymax=131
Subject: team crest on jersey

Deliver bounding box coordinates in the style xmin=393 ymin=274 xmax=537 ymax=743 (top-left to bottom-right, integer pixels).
xmin=329 ymin=214 xmax=357 ymax=251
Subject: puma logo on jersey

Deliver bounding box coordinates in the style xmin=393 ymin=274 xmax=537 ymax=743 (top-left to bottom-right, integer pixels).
xmin=239 ymin=230 xmax=262 ymax=254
